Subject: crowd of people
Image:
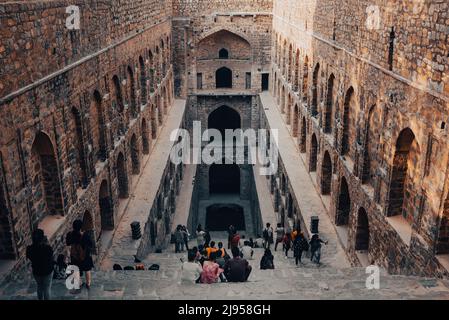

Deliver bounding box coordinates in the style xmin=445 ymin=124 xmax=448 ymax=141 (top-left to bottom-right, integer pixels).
xmin=26 ymin=219 xmax=95 ymax=300
xmin=179 ymin=223 xmax=328 ymax=284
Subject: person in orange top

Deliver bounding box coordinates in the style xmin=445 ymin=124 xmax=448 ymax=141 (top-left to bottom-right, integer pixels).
xmin=291 ymin=229 xmax=298 ymax=241
xmin=206 ymin=241 xmax=218 ymax=258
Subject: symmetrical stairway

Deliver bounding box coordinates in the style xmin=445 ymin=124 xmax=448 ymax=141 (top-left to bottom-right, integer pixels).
xmin=2 ymin=236 xmax=449 ymax=300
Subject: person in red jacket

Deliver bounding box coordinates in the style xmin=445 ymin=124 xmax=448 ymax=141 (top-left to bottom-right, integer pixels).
xmin=231 ymin=232 xmax=241 ymax=249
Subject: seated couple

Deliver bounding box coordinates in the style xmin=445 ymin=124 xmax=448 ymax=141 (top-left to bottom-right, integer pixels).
xmin=181 ymin=247 xmax=252 ymax=284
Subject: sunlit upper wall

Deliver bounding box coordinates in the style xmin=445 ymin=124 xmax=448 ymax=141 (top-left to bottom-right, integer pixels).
xmin=0 ymin=0 xmax=173 ymax=98
xmin=272 ymin=0 xmax=449 ymax=96
xmin=173 ymin=0 xmax=273 ymax=16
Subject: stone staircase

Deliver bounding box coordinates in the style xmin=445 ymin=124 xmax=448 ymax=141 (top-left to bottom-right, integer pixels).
xmin=2 ymin=236 xmax=449 ymax=300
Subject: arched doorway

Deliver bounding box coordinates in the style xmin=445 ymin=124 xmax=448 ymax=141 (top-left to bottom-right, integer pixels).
xmin=310 ymin=134 xmax=318 ymax=172
xmin=93 ymin=90 xmax=107 ymax=161
xmin=206 ymin=204 xmax=245 ymax=231
xmin=141 ymin=118 xmax=150 ymax=155
xmin=116 ymin=152 xmax=128 ymax=199
xmin=324 ymin=74 xmax=335 ymax=133
xmin=300 ymin=117 xmax=307 ymax=153
xmin=150 ymin=221 xmax=156 ymax=246
xmin=139 ymin=56 xmax=147 ymax=105
xmin=208 ymin=106 xmax=241 ymax=139
xmin=219 ymin=48 xmax=229 ymax=59
xmin=71 ymin=107 xmax=88 ymax=188
xmin=30 ymin=132 xmax=63 ymax=226
xmin=151 ymin=105 xmax=157 ymax=139
xmin=130 ymin=134 xmax=140 ymax=175
xmin=336 ymin=177 xmax=350 ymax=226
xmin=387 ymin=128 xmax=419 ymax=224
xmin=355 ymin=207 xmax=369 ymax=251
xmin=321 ymin=151 xmax=332 ymax=195
xmin=216 ymin=67 xmax=232 ymax=88
xmin=99 ymin=179 xmax=113 ymax=230
xmin=362 ymin=105 xmax=380 ymax=186
xmin=311 ymin=63 xmax=320 ymax=117
xmin=292 ymin=104 xmax=299 ymax=137
xmin=437 ymin=193 xmax=449 ymax=254
xmin=341 ymin=87 xmax=354 ymax=156
xmin=302 ymin=56 xmax=309 ymax=101
xmin=209 ymin=163 xmax=240 ymax=195
xmin=0 ymin=155 xmax=15 ymax=260
xmin=128 ymin=66 xmax=137 ymax=117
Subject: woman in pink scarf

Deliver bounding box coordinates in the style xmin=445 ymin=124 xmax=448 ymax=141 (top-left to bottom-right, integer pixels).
xmin=200 ymin=251 xmax=225 ymax=284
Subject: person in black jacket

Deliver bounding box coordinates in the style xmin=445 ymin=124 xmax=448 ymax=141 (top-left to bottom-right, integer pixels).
xmin=260 ymin=248 xmax=275 ymax=270
xmin=66 ymin=219 xmax=94 ymax=289
xmin=26 ymin=229 xmax=54 ymax=300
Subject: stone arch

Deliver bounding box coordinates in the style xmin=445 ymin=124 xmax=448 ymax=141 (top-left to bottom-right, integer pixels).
xmin=302 ymin=56 xmax=309 ymax=102
xmin=130 ymin=134 xmax=140 ymax=175
xmin=151 ymin=105 xmax=158 ymax=139
xmin=112 ymin=75 xmax=125 ymax=135
xmin=139 ymin=56 xmax=147 ymax=105
xmin=0 ymin=153 xmax=15 ymax=259
xmin=300 ymin=116 xmax=307 ymax=153
xmin=355 ymin=207 xmax=369 ymax=251
xmin=324 ymin=74 xmax=335 ymax=133
xmin=208 ymin=105 xmax=241 ymax=138
xmin=281 ymin=85 xmax=286 ymax=113
xmin=157 ymin=95 xmax=163 ymax=125
xmin=387 ymin=128 xmax=420 ymax=224
xmin=127 ymin=66 xmax=137 ymax=118
xmin=216 ymin=67 xmax=233 ymax=88
xmin=437 ymin=191 xmax=449 ymax=254
xmin=288 ymin=44 xmax=293 ymax=82
xmin=150 ymin=220 xmax=156 ymax=246
xmin=92 ymin=90 xmax=107 ymax=161
xmin=99 ymin=179 xmax=114 ymax=230
xmin=71 ymin=107 xmax=89 ymax=188
xmin=336 ymin=176 xmax=350 ymax=226
xmin=341 ymin=86 xmax=354 ymax=156
xmin=321 ymin=151 xmax=332 ymax=195
xmin=206 ymin=204 xmax=245 ymax=231
xmin=294 ymin=49 xmax=300 ymax=91
xmin=30 ymin=132 xmax=64 ymax=226
xmin=82 ymin=210 xmax=94 ymax=232
xmin=292 ymin=104 xmax=299 ymax=137
xmin=311 ymin=63 xmax=320 ymax=117
xmin=286 ymin=94 xmax=292 ymax=124
xmin=219 ymin=48 xmax=229 ymax=59
xmin=141 ymin=118 xmax=150 ymax=155
xmin=149 ymin=50 xmax=155 ymax=92
xmin=209 ymin=163 xmax=240 ymax=195
xmin=116 ymin=152 xmax=128 ymax=199
xmin=163 ymin=86 xmax=168 ymax=115
xmin=310 ymin=134 xmax=318 ymax=172
xmin=362 ymin=105 xmax=380 ymax=186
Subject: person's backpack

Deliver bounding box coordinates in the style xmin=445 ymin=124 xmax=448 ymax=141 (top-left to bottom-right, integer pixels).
xmin=263 ymin=228 xmax=269 ymax=239
xmin=149 ymin=264 xmax=160 ymax=271
xmin=70 ymin=243 xmax=85 ymax=263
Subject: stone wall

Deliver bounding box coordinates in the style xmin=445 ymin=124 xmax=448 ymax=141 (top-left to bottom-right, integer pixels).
xmin=0 ymin=0 xmax=176 ymax=282
xmin=271 ymin=0 xmax=449 ymax=277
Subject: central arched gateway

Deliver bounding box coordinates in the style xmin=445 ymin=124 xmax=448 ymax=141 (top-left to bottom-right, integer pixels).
xmin=209 ymin=163 xmax=240 ymax=195
xmin=208 ymin=106 xmax=241 ymax=138
xmin=206 ymin=204 xmax=245 ymax=231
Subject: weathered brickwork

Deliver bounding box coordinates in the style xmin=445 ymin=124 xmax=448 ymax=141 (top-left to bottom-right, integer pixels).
xmin=0 ymin=0 xmax=178 ymax=282
xmin=271 ymin=0 xmax=449 ymax=277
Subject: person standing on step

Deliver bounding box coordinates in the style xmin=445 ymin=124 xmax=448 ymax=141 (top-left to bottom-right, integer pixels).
xmin=274 ymin=223 xmax=285 ymax=251
xmin=174 ymin=225 xmax=184 ymax=253
xmin=26 ymin=229 xmax=54 ymax=300
xmin=196 ymin=227 xmax=206 ymax=247
xmin=262 ymin=223 xmax=274 ymax=249
xmin=309 ymin=234 xmax=328 ymax=265
xmin=283 ymin=232 xmax=292 ymax=258
xmin=204 ymin=229 xmax=211 ymax=247
xmin=227 ymin=224 xmax=236 ymax=249
xmin=66 ymin=219 xmax=94 ymax=290
xmin=293 ymin=232 xmax=309 ymax=266
xmin=182 ymin=225 xmax=190 ymax=251
xmin=231 ymin=231 xmax=241 ymax=250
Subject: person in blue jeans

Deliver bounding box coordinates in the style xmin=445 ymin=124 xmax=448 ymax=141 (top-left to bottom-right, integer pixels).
xmin=26 ymin=229 xmax=54 ymax=300
xmin=309 ymin=234 xmax=328 ymax=265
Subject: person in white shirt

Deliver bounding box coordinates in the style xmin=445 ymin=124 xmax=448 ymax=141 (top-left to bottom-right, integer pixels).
xmin=181 ymin=250 xmax=203 ymax=284
xmin=240 ymin=241 xmax=254 ymax=260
